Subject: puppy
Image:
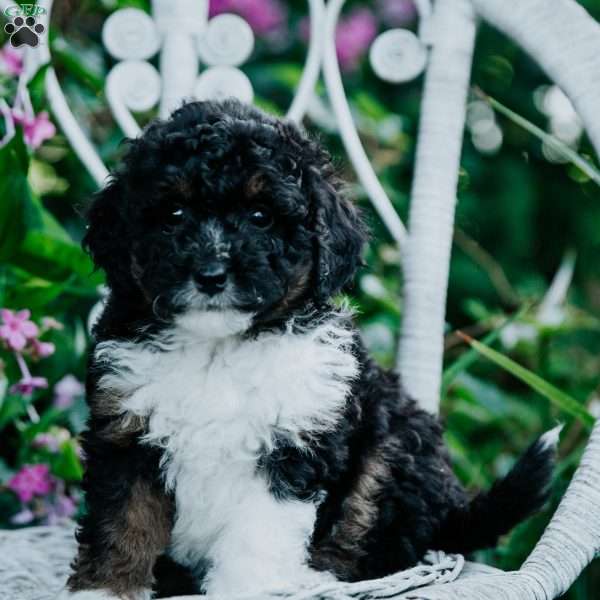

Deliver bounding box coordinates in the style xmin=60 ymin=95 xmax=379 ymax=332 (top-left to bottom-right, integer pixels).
xmin=64 ymin=100 xmax=555 ymax=600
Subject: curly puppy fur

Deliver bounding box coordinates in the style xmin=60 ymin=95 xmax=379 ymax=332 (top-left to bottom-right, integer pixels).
xmin=65 ymin=100 xmax=555 ymax=600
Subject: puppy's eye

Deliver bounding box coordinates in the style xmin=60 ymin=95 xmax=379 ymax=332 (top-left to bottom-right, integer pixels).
xmin=248 ymin=207 xmax=273 ymax=229
xmin=160 ymin=205 xmax=186 ymax=230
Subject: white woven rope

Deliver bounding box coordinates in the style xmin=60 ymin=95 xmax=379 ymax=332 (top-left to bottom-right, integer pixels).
xmin=471 ymin=0 xmax=600 ymax=157
xmin=322 ymin=0 xmax=407 ymax=247
xmin=0 ymin=523 xmax=466 ymax=600
xmin=395 ymin=423 xmax=600 ymax=600
xmin=397 ymin=0 xmax=477 ymax=414
xmin=286 ymin=0 xmax=325 ymax=123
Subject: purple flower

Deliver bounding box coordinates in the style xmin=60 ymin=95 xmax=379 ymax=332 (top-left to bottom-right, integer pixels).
xmin=33 ymin=433 xmax=60 ymax=453
xmin=12 ymin=110 xmax=56 ymax=150
xmin=0 ymin=309 xmax=39 ymax=352
xmin=44 ymin=492 xmax=76 ymax=525
xmin=7 ymin=464 xmax=53 ymax=503
xmin=209 ymin=0 xmax=286 ymax=36
xmin=10 ymin=375 xmax=48 ymax=396
xmin=30 ymin=338 xmax=55 ymax=359
xmin=53 ymin=374 xmax=84 ymax=409
xmin=0 ymin=44 xmax=24 ymax=76
xmin=376 ymin=0 xmax=417 ymax=27
xmin=33 ymin=427 xmax=70 ymax=453
xmin=41 ymin=317 xmax=63 ymax=332
xmin=10 ymin=508 xmax=35 ymax=525
xmin=336 ymin=8 xmax=378 ymax=72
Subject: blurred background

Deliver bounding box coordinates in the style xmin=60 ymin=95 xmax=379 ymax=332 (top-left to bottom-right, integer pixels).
xmin=0 ymin=0 xmax=599 ymax=596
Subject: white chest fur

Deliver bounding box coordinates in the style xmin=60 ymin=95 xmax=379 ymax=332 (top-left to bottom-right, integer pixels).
xmin=94 ymin=310 xmax=357 ymax=593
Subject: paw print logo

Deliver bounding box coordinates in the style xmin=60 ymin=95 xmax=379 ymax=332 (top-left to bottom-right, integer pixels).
xmin=4 ymin=16 xmax=45 ymax=48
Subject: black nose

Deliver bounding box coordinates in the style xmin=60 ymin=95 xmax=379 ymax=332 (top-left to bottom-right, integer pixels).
xmin=194 ymin=264 xmax=228 ymax=296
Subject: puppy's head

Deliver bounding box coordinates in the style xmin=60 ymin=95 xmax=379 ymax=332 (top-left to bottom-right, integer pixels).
xmin=84 ymin=100 xmax=365 ymax=326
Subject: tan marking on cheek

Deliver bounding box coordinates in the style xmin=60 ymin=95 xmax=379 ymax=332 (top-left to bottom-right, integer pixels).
xmin=245 ymin=173 xmax=266 ymax=198
xmin=256 ymin=261 xmax=313 ymax=325
xmin=130 ymin=254 xmax=154 ymax=304
xmin=173 ymin=175 xmax=194 ymax=199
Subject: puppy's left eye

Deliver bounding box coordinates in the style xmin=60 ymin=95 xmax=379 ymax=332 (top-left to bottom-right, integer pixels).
xmin=248 ymin=207 xmax=273 ymax=229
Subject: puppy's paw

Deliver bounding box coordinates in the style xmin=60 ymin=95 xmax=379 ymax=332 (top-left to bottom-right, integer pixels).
xmin=55 ymin=588 xmax=151 ymax=600
xmin=294 ymin=567 xmax=337 ymax=590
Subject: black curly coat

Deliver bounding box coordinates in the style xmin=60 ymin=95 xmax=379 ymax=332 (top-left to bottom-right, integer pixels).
xmin=67 ymin=100 xmax=554 ymax=599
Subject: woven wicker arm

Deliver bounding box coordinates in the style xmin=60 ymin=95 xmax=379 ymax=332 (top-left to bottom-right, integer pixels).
xmin=393 ymin=0 xmax=600 ymax=595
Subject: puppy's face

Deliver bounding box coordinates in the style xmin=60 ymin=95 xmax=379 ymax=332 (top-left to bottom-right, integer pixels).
xmin=84 ymin=100 xmax=365 ymax=325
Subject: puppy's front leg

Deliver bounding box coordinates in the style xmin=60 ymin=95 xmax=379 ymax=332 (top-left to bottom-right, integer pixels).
xmin=203 ymin=479 xmax=331 ymax=596
xmin=62 ymin=440 xmax=173 ymax=600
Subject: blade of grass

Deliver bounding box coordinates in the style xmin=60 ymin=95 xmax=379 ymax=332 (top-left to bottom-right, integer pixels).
xmin=457 ymin=332 xmax=595 ymax=430
xmin=475 ymin=88 xmax=600 ymax=187
xmin=442 ymin=305 xmax=531 ymax=396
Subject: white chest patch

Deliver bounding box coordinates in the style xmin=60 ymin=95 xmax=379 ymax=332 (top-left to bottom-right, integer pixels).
xmin=94 ymin=309 xmax=357 ymax=592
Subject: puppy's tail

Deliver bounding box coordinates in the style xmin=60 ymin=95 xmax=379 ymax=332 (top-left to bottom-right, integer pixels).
xmin=434 ymin=427 xmax=560 ymax=554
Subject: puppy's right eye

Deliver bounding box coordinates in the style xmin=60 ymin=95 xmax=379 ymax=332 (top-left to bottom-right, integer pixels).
xmin=160 ymin=206 xmax=186 ymax=230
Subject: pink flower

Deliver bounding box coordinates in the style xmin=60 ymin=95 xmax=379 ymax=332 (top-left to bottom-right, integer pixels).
xmin=33 ymin=433 xmax=60 ymax=453
xmin=10 ymin=375 xmax=48 ymax=396
xmin=0 ymin=44 xmax=24 ymax=76
xmin=53 ymin=374 xmax=84 ymax=409
xmin=12 ymin=110 xmax=56 ymax=149
xmin=44 ymin=492 xmax=77 ymax=525
xmin=0 ymin=309 xmax=39 ymax=352
xmin=336 ymin=8 xmax=378 ymax=72
xmin=376 ymin=0 xmax=417 ymax=27
xmin=30 ymin=338 xmax=55 ymax=359
xmin=41 ymin=317 xmax=63 ymax=331
xmin=209 ymin=0 xmax=286 ymax=36
xmin=10 ymin=508 xmax=35 ymax=525
xmin=33 ymin=427 xmax=70 ymax=453
xmin=7 ymin=464 xmax=53 ymax=503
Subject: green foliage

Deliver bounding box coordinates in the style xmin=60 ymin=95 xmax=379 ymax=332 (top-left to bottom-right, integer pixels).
xmin=0 ymin=0 xmax=598 ymax=595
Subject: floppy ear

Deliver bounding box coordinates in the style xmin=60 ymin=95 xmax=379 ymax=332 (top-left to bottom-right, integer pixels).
xmin=311 ymin=174 xmax=367 ymax=303
xmin=82 ymin=180 xmax=130 ymax=289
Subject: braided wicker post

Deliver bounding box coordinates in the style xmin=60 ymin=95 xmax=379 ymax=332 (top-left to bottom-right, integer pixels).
xmin=397 ymin=0 xmax=477 ymax=414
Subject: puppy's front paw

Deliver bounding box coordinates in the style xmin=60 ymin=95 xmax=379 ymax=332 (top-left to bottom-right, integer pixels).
xmin=294 ymin=567 xmax=337 ymax=590
xmin=55 ymin=590 xmax=118 ymax=600
xmin=55 ymin=588 xmax=151 ymax=600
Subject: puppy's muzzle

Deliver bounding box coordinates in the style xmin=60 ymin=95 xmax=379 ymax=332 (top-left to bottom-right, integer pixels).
xmin=194 ymin=262 xmax=229 ymax=296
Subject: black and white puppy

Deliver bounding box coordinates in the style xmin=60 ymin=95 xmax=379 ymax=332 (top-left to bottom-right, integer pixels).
xmin=64 ymin=100 xmax=555 ymax=600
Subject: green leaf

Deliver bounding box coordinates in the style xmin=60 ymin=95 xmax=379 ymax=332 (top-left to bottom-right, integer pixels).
xmin=13 ymin=230 xmax=101 ymax=284
xmin=0 ymin=393 xmax=30 ymax=431
xmin=476 ymin=89 xmax=600 ymax=187
xmin=458 ymin=333 xmax=595 ymax=429
xmin=0 ymin=135 xmax=30 ymax=261
xmin=51 ymin=38 xmax=105 ymax=93
xmin=23 ymin=193 xmax=72 ymax=242
xmin=5 ymin=273 xmax=73 ymax=309
xmin=52 ymin=439 xmax=83 ymax=482
xmin=27 ymin=64 xmax=50 ymax=113
xmin=442 ymin=305 xmax=531 ymax=396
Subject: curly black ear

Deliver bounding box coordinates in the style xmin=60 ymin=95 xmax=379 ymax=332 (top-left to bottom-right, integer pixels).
xmin=82 ymin=179 xmax=130 ymax=289
xmin=311 ymin=173 xmax=367 ymax=303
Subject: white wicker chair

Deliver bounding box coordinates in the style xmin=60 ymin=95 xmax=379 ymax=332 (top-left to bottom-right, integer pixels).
xmin=1 ymin=0 xmax=599 ymax=598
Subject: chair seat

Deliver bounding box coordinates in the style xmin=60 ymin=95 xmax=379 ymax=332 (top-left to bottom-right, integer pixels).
xmin=0 ymin=521 xmax=502 ymax=600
